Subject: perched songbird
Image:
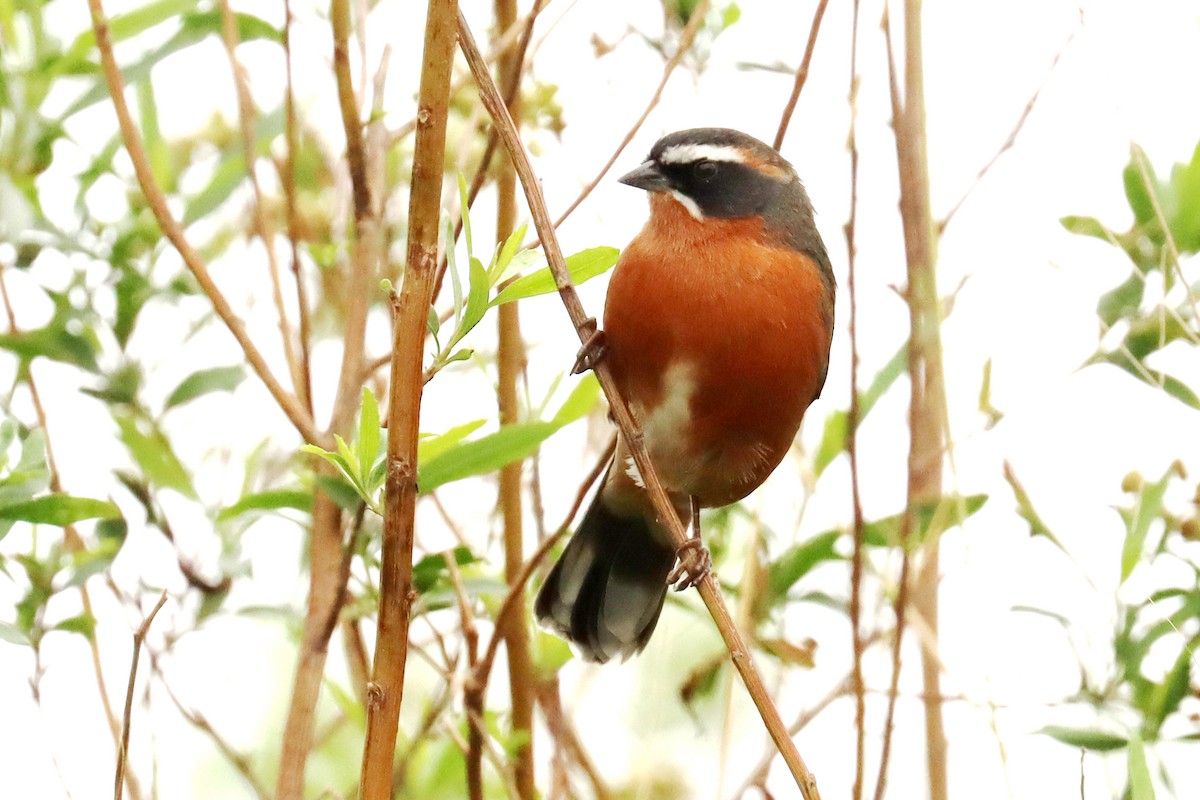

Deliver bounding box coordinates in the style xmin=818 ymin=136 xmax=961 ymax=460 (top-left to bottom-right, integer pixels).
xmin=535 ymin=128 xmax=835 ymax=663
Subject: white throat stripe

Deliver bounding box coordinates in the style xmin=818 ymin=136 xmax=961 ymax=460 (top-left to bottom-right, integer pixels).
xmin=659 ymin=143 xmax=746 ymax=165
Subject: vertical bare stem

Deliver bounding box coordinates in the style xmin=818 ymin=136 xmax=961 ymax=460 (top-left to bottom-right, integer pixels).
xmin=493 ymin=0 xmax=536 ymax=796
xmin=845 ymin=0 xmax=867 ymax=797
xmin=282 ymin=0 xmax=315 ymax=413
xmin=358 ymin=1 xmax=457 ymax=796
xmin=884 ymin=1 xmax=949 ymax=797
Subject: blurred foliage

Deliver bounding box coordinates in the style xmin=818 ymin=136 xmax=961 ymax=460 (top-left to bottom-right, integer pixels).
xmin=1022 ymin=139 xmax=1200 ymax=797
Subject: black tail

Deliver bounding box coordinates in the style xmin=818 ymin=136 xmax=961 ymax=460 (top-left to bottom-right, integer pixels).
xmin=535 ymin=493 xmax=676 ymax=663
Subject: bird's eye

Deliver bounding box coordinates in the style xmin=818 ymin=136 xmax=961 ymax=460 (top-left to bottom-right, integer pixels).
xmin=693 ymin=160 xmax=718 ymax=180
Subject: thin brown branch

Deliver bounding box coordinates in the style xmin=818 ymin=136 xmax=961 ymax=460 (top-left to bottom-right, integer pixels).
xmin=939 ymin=18 xmax=1080 ymax=231
xmin=772 ymin=0 xmax=831 ymax=151
xmin=114 ymin=591 xmax=168 ymax=800
xmin=85 ymin=0 xmax=326 ymax=449
xmin=332 ymin=0 xmax=370 ymax=221
xmin=534 ymin=0 xmax=712 ymax=242
xmin=536 ymin=679 xmax=613 ymax=800
xmin=282 ymin=0 xmax=314 ymax=413
xmin=150 ymin=654 xmax=269 ymax=800
xmin=458 ymin=11 xmax=822 ymax=798
xmin=217 ymin=0 xmax=303 ymax=405
xmin=358 ymin=1 xmax=458 ymax=796
xmin=446 ymin=551 xmax=485 ymax=800
xmin=845 ymin=1 xmax=867 ymax=797
xmin=735 ymin=672 xmax=854 ymax=797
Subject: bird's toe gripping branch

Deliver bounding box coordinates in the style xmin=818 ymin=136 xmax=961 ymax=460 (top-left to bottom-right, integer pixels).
xmin=571 ymin=316 xmax=608 ymax=375
xmin=668 ymin=535 xmax=713 ymax=592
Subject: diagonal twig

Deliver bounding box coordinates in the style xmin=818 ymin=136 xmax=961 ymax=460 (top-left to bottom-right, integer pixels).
xmin=114 ymin=591 xmax=168 ymax=800
xmin=85 ymin=0 xmax=326 ymax=449
xmin=532 ymin=0 xmax=712 ymax=243
xmin=773 ymin=0 xmax=831 ymax=151
xmin=457 ymin=10 xmax=823 ymax=798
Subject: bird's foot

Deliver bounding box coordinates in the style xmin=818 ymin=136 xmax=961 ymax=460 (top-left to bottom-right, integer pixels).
xmin=571 ymin=317 xmax=608 ymax=375
xmin=667 ymin=536 xmax=712 ymax=591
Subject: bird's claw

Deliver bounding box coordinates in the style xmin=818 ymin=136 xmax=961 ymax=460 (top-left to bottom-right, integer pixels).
xmin=667 ymin=536 xmax=712 ymax=591
xmin=572 ymin=317 xmax=608 ymax=375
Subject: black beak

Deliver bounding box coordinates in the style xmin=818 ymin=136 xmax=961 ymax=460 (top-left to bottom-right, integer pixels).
xmin=618 ymin=160 xmax=671 ymax=192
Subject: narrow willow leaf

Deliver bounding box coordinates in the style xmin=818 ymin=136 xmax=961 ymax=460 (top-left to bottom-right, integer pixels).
xmin=217 ymin=490 xmax=312 ymax=522
xmin=418 ymin=422 xmax=558 ymax=493
xmin=164 ymin=365 xmax=245 ymax=410
xmin=457 ymin=172 xmax=473 ymax=261
xmin=551 ymin=374 xmax=601 ymax=426
xmin=0 ymin=621 xmax=29 ymax=646
xmin=766 ymin=530 xmax=842 ymax=608
xmin=1038 ymin=725 xmax=1128 ymax=752
xmin=490 ymin=247 xmax=619 ymax=307
xmin=417 ymin=420 xmax=487 ymax=464
xmin=358 ymin=388 xmax=380 ymax=486
xmin=116 ymin=414 xmax=197 ymax=498
xmin=0 ymin=495 xmax=120 ymax=526
xmin=490 ymin=223 xmax=528 ymax=283
xmin=1121 ymin=468 xmax=1171 ymax=582
xmin=1128 ymin=734 xmax=1156 ymax=800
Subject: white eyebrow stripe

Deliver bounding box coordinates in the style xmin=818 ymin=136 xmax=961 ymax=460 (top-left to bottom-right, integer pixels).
xmin=658 ymin=143 xmax=747 ymax=165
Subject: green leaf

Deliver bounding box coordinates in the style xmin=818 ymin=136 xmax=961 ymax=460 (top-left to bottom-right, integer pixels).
xmin=1038 ymin=725 xmax=1128 ymax=752
xmin=458 ymin=256 xmax=490 ymax=343
xmin=551 ymin=374 xmax=601 ymax=426
xmin=1120 ymin=467 xmax=1171 ymax=582
xmin=862 ymin=494 xmax=989 ymax=550
xmin=1003 ymin=461 xmax=1066 ymax=552
xmin=1096 ymin=272 xmax=1146 ymax=327
xmin=0 ymin=621 xmax=30 ymax=647
xmin=1128 ymin=734 xmax=1156 ymax=800
xmin=812 ymin=342 xmax=907 ymax=477
xmin=490 ymin=223 xmax=528 ymax=283
xmin=313 ymin=475 xmax=364 ymax=512
xmin=217 ymin=489 xmax=312 ymax=522
xmin=0 ymin=323 xmax=100 ymax=372
xmin=0 ymin=495 xmax=120 ymax=526
xmin=1060 ymin=214 xmax=1115 ymax=241
xmin=183 ymin=152 xmax=248 ymax=224
xmin=164 ymin=365 xmax=245 ymax=410
xmin=413 ymin=547 xmax=478 ymax=594
xmin=419 ymin=421 xmax=557 ymax=493
xmin=417 ymin=420 xmax=487 ymax=464
xmin=445 ymin=216 xmax=463 ymax=323
xmin=358 ymin=388 xmax=381 ymax=487
xmin=457 ymin=172 xmax=474 ymax=262
xmin=116 ymin=413 xmax=197 ymax=499
xmin=765 ymin=530 xmax=841 ymax=608
xmin=1142 ymin=637 xmax=1194 ymax=737
xmin=54 ymin=612 xmax=97 ymax=639
xmin=490 ymin=247 xmax=619 ymax=307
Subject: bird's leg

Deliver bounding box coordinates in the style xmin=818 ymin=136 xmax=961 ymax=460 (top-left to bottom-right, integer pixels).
xmin=667 ymin=498 xmax=713 ymax=591
xmin=571 ymin=317 xmax=608 ymax=375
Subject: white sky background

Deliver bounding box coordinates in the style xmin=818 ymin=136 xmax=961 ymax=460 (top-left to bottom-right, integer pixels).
xmin=2 ymin=0 xmax=1200 ymax=798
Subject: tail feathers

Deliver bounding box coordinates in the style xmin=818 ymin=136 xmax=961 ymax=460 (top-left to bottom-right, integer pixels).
xmin=535 ymin=495 xmax=675 ymax=663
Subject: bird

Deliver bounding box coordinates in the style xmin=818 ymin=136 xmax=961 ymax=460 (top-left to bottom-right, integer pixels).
xmin=534 ymin=128 xmax=835 ymax=663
